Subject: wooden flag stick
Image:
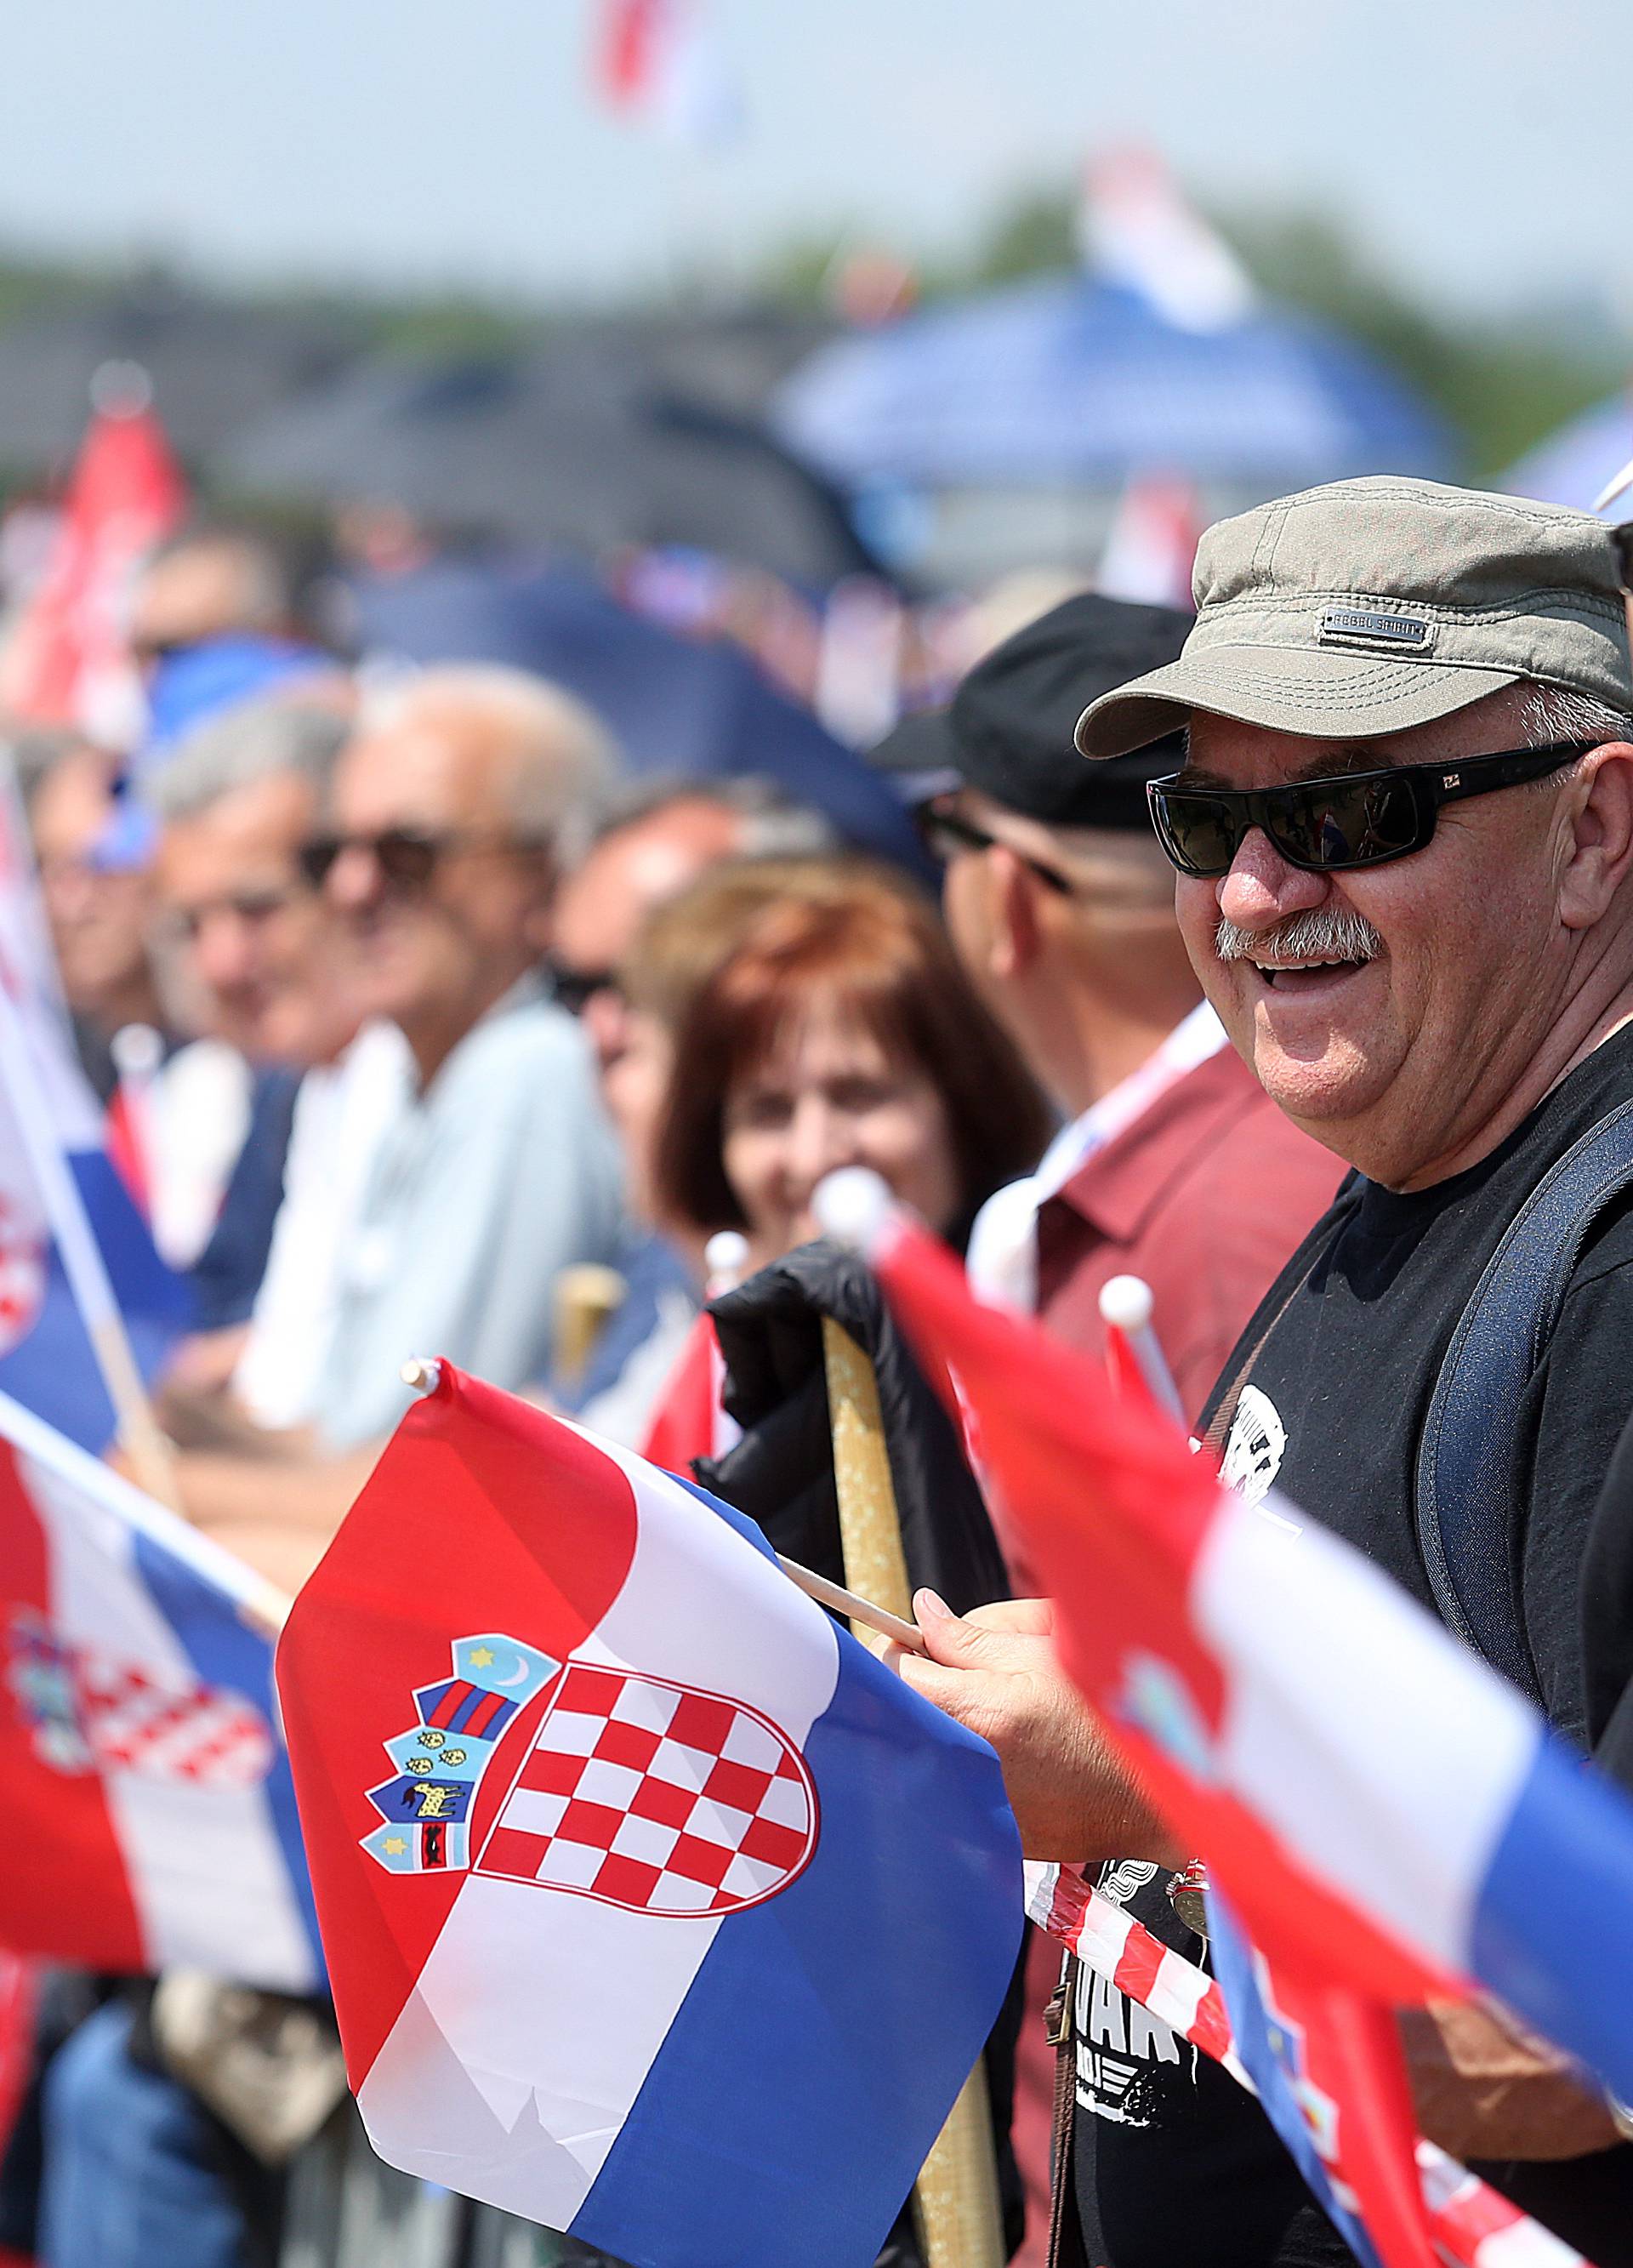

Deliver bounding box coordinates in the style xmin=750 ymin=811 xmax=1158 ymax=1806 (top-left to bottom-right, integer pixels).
xmin=775 ymin=1553 xmax=926 ymax=1655
xmin=821 ymin=1316 xmax=1005 ymax=2268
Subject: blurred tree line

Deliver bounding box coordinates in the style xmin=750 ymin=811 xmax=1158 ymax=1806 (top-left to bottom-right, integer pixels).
xmin=0 ymin=182 xmax=1619 ymax=483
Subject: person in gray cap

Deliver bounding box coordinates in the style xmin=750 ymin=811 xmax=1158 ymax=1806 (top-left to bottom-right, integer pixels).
xmin=894 ymin=481 xmax=1633 ymax=2266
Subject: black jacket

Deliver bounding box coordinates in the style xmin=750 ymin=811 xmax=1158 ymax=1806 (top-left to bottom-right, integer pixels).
xmin=697 ymin=1239 xmax=1023 ymax=2265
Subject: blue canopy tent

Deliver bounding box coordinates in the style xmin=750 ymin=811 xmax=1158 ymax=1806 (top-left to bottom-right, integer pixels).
xmin=774 ymin=276 xmax=1455 ymax=582
xmin=346 ymin=555 xmax=930 ymax=878
xmin=1505 ymin=391 xmax=1633 ymax=518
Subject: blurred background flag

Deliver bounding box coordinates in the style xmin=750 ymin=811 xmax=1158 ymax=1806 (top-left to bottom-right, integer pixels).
xmin=0 ymin=1385 xmax=319 ymax=1990
xmin=595 ymin=0 xmax=745 ymax=147
xmin=0 ymin=767 xmax=185 ymax=1456
xmin=1095 ymin=471 xmax=1202 ymax=609
xmin=0 ymin=368 xmax=185 ymax=744
xmin=276 ymin=1365 xmax=1021 ymax=2268
xmin=1076 ymin=147 xmax=1256 ymax=333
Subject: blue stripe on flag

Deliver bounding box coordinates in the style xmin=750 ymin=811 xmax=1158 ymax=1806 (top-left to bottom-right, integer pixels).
xmin=674 ymin=1471 xmax=781 ymax=1564
xmin=1206 ymin=1899 xmax=1383 ymax=2268
xmin=0 ymin=1152 xmax=188 ymax=1452
xmin=1470 ymin=1729 xmax=1633 ymax=2104
xmin=131 ymin=1527 xmax=324 ymax=1989
xmin=571 ymin=1628 xmax=1021 ymax=2268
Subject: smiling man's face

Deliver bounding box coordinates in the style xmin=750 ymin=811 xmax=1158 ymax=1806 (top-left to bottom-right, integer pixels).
xmin=1174 ymin=687 xmax=1586 ymax=1188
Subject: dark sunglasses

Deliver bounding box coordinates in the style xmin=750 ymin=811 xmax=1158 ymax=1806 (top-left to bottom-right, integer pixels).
xmin=917 ymin=804 xmax=1073 ymax=895
xmin=298 ymin=827 xmax=547 ymax=891
xmin=545 ymin=957 xmax=621 ymax=1017
xmin=1147 ymin=740 xmax=1598 ymax=879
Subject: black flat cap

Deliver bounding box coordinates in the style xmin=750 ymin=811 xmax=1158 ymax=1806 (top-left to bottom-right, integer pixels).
xmin=948 ymin=594 xmax=1192 ymax=829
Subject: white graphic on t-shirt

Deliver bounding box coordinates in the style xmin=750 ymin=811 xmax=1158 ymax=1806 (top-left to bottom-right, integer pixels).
xmin=1220 ymin=1383 xmax=1287 ymax=1506
xmin=1075 ymin=1952 xmax=1185 ymax=2125
xmin=1099 ymin=1859 xmax=1158 ymax=1910
xmin=1073 ymin=1859 xmax=1188 ymax=2127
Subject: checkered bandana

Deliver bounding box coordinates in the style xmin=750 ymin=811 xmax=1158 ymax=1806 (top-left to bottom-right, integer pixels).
xmin=476 ymin=1662 xmax=818 ymax=1916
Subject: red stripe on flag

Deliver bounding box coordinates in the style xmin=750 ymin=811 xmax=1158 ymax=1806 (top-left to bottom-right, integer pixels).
xmin=0 ymin=1445 xmax=147 ymax=1971
xmin=596 ymin=0 xmax=662 ymax=106
xmin=873 ymin=1211 xmax=1447 ymax=2009
xmin=276 ymin=1366 xmax=641 ymax=2083
xmin=464 ymin=1689 xmax=507 ymax=1740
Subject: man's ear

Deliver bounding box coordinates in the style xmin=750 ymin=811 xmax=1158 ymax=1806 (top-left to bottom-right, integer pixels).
xmin=1559 ymin=744 xmax=1633 ymax=930
xmin=987 ymin=845 xmax=1043 ymax=978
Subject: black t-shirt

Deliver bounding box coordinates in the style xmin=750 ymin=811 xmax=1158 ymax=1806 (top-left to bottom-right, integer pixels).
xmin=1074 ymin=1023 xmax=1633 ymax=2268
xmin=1580 ymin=1399 xmax=1633 ymax=1788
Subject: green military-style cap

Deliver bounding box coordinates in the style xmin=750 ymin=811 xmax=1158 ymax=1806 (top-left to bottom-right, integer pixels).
xmin=1076 ymin=476 xmax=1633 ymax=758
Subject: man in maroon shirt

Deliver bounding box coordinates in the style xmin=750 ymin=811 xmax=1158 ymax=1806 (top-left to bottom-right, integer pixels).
xmin=918 ymin=594 xmax=1344 ymax=2259
xmin=927 ymin=594 xmax=1344 ymax=1432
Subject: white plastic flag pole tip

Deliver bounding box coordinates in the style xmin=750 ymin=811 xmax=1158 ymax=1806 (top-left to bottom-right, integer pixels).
xmin=703 ymin=1229 xmax=750 ymax=1293
xmin=401 ymin=1356 xmax=442 ymax=1396
xmin=1098 ymin=1274 xmax=1155 ymax=1334
xmin=813 ymin=1166 xmax=894 ymax=1254
xmin=1098 ymin=1274 xmax=1186 ymax=1424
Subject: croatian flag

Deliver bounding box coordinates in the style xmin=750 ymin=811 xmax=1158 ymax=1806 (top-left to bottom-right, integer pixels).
xmin=1026 ymin=1866 xmax=1591 ymax=2268
xmin=0 ymin=771 xmax=185 ymax=1451
xmin=0 ymin=1387 xmax=320 ymax=1991
xmin=828 ymin=1179 xmax=1633 ymax=2261
xmin=640 ymin=1311 xmax=737 ymax=1473
xmin=595 ymin=0 xmax=744 ymax=145
xmin=276 ymin=1365 xmax=1021 ymax=2268
xmin=2 ymin=380 xmax=185 ymax=742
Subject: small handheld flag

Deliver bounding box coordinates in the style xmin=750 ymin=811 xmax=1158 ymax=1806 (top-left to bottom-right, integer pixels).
xmin=276 ymin=1364 xmax=1021 ymax=2268
xmin=820 ymin=1171 xmax=1633 ymax=2265
xmin=0 ymin=1388 xmax=317 ymax=1988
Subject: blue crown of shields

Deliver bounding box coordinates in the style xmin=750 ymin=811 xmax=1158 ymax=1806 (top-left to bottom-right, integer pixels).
xmin=362 ymin=1634 xmax=560 ymax=1877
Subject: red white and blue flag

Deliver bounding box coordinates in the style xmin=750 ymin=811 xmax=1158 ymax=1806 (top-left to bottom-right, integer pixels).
xmin=0 ymin=1387 xmax=319 ymax=1989
xmin=1 ymin=382 xmax=185 ymax=743
xmin=0 ymin=771 xmax=185 ymax=1450
xmin=1027 ymin=1864 xmax=1590 ymax=2266
xmin=837 ymin=1183 xmax=1633 ymax=2265
xmin=595 ymin=0 xmax=743 ymax=145
xmin=276 ymin=1365 xmax=1021 ymax=2268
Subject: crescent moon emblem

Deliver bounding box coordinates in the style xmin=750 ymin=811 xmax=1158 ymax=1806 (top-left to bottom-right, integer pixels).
xmin=487 ymin=1652 xmax=532 ymax=1689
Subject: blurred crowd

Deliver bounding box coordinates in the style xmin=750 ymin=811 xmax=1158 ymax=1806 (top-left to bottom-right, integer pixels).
xmin=0 ymin=514 xmax=1351 ymax=2268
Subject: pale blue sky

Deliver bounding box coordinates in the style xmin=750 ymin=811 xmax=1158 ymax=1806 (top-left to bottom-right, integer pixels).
xmin=0 ymin=0 xmax=1620 ymax=319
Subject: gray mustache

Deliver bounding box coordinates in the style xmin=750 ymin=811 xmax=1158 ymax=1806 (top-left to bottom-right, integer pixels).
xmin=1215 ymin=907 xmax=1384 ymax=964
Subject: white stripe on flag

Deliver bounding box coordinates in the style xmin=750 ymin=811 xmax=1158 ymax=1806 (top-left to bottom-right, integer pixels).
xmin=1193 ymin=1491 xmax=1540 ymax=1978
xmin=359 ymin=1442 xmax=841 ymax=2227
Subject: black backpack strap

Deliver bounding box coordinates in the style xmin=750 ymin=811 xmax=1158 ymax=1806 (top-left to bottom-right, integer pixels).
xmin=1415 ymin=1098 xmax=1633 ymax=1701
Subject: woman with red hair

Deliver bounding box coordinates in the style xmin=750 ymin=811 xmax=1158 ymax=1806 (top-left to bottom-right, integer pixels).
xmin=653 ymin=861 xmax=1051 ymax=1266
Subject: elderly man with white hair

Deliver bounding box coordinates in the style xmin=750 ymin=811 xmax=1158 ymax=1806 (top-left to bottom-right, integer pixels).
xmin=286 ymin=664 xmax=625 ymax=1445
xmin=171 ymin=667 xmax=623 ymax=1579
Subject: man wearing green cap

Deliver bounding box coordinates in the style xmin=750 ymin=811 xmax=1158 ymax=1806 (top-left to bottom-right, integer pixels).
xmin=899 ymin=479 xmax=1633 ymax=2265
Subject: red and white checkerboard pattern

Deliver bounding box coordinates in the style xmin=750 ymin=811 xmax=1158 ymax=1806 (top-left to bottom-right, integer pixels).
xmin=475 ymin=1662 xmax=816 ymax=1916
xmin=77 ymin=1657 xmax=274 ymax=1787
xmin=0 ymin=1201 xmax=44 ymax=1356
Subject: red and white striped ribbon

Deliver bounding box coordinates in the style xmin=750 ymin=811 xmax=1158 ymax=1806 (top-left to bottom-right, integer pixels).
xmin=1026 ymin=1862 xmax=1592 ymax=2268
